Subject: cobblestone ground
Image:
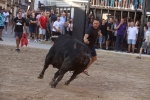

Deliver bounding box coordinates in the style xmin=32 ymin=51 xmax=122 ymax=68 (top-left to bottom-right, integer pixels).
xmin=0 ymin=44 xmax=150 ymax=100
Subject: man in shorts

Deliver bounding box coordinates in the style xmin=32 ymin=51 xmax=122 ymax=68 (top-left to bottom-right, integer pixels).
xmin=38 ymin=12 xmax=47 ymax=41
xmin=12 ymin=11 xmax=26 ymax=52
xmin=83 ymin=18 xmax=100 ymax=76
xmin=29 ymin=12 xmax=37 ymax=42
xmin=106 ymin=17 xmax=114 ymax=50
xmin=136 ymin=26 xmax=150 ymax=59
xmin=98 ymin=19 xmax=107 ymax=49
xmin=0 ymin=9 xmax=5 ymax=41
xmin=3 ymin=9 xmax=9 ymax=34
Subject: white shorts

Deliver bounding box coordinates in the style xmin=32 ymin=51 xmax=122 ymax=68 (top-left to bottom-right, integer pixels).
xmin=39 ymin=28 xmax=46 ymax=35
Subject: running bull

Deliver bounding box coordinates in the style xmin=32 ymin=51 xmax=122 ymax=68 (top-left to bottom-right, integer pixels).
xmin=38 ymin=34 xmax=90 ymax=88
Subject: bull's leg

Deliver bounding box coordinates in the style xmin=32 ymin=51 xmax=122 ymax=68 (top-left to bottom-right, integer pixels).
xmin=51 ymin=70 xmax=67 ymax=88
xmin=65 ymin=71 xmax=81 ymax=85
xmin=49 ymin=70 xmax=60 ymax=85
xmin=38 ymin=60 xmax=50 ymax=79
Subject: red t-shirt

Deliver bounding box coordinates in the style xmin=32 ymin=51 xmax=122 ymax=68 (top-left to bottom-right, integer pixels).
xmin=39 ymin=16 xmax=47 ymax=29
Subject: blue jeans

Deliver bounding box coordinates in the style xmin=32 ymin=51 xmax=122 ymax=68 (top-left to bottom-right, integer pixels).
xmin=134 ymin=0 xmax=138 ymax=9
xmin=110 ymin=0 xmax=114 ymax=7
xmin=115 ymin=35 xmax=124 ymax=51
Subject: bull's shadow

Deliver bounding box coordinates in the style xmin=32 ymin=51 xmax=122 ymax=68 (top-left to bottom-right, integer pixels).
xmin=38 ymin=34 xmax=91 ymax=88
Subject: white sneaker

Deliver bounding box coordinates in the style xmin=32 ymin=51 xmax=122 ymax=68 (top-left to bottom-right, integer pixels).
xmin=34 ymin=40 xmax=37 ymax=42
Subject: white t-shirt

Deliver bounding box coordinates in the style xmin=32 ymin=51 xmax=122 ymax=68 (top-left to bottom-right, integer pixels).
xmin=114 ymin=23 xmax=117 ymax=36
xmin=3 ymin=12 xmax=9 ymax=22
xmin=127 ymin=27 xmax=138 ymax=40
xmin=145 ymin=31 xmax=150 ymax=42
xmin=52 ymin=21 xmax=62 ymax=32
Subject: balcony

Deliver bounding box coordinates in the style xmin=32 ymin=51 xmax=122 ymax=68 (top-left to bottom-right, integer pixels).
xmin=91 ymin=0 xmax=143 ymax=11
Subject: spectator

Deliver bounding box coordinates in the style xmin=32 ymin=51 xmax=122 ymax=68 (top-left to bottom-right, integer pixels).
xmin=127 ymin=22 xmax=138 ymax=53
xmin=0 ymin=9 xmax=5 ymax=41
xmin=98 ymin=19 xmax=107 ymax=49
xmin=24 ymin=13 xmax=30 ymax=41
xmin=106 ymin=17 xmax=114 ymax=50
xmin=139 ymin=0 xmax=143 ymax=9
xmin=113 ymin=19 xmax=119 ymax=48
xmin=123 ymin=0 xmax=128 ymax=9
xmin=45 ymin=11 xmax=51 ymax=41
xmin=3 ymin=9 xmax=9 ymax=34
xmin=110 ymin=0 xmax=114 ymax=7
xmin=65 ymin=18 xmax=70 ymax=34
xmin=60 ymin=12 xmax=66 ymax=35
xmin=118 ymin=0 xmax=122 ymax=9
xmin=136 ymin=26 xmax=150 ymax=59
xmin=68 ymin=19 xmax=73 ymax=36
xmin=115 ymin=18 xmax=127 ymax=52
xmin=52 ymin=17 xmax=62 ymax=42
xmin=29 ymin=12 xmax=37 ymax=42
xmin=147 ymin=22 xmax=150 ymax=31
xmin=89 ymin=18 xmax=93 ymax=27
xmin=38 ymin=12 xmax=47 ymax=41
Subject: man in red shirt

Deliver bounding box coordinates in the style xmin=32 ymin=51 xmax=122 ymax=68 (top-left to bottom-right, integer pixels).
xmin=38 ymin=12 xmax=47 ymax=41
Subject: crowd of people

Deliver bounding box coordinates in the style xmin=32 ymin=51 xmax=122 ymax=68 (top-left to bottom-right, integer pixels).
xmin=0 ymin=6 xmax=74 ymax=44
xmin=88 ymin=15 xmax=150 ymax=54
xmin=91 ymin=0 xmax=143 ymax=10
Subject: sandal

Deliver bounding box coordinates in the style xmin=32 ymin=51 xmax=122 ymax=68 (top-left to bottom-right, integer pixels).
xmin=136 ymin=56 xmax=141 ymax=59
xmin=83 ymin=70 xmax=90 ymax=76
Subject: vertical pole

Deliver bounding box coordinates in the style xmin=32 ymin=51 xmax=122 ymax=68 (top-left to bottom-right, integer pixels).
xmin=139 ymin=0 xmax=146 ymax=51
xmin=100 ymin=9 xmax=102 ymax=20
xmin=85 ymin=0 xmax=91 ymax=32
xmin=134 ymin=11 xmax=137 ymax=23
xmin=114 ymin=10 xmax=116 ymax=19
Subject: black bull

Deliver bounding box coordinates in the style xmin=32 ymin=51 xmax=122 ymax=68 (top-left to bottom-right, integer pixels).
xmin=38 ymin=34 xmax=91 ymax=88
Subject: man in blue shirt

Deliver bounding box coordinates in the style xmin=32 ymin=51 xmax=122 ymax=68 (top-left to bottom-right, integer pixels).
xmin=60 ymin=12 xmax=66 ymax=35
xmin=0 ymin=9 xmax=5 ymax=41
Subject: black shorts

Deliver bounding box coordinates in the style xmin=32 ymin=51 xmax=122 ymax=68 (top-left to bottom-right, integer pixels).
xmin=15 ymin=32 xmax=23 ymax=39
xmin=87 ymin=45 xmax=97 ymax=57
xmin=0 ymin=26 xmax=4 ymax=29
xmin=4 ymin=22 xmax=8 ymax=26
xmin=107 ymin=33 xmax=113 ymax=41
xmin=30 ymin=27 xmax=36 ymax=33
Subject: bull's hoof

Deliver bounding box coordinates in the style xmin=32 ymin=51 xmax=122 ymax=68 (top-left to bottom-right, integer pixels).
xmin=51 ymin=84 xmax=56 ymax=88
xmin=37 ymin=75 xmax=43 ymax=79
xmin=65 ymin=81 xmax=70 ymax=85
xmin=49 ymin=79 xmax=55 ymax=85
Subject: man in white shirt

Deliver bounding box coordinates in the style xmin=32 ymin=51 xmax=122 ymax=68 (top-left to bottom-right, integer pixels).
xmin=52 ymin=17 xmax=62 ymax=42
xmin=127 ymin=22 xmax=138 ymax=53
xmin=3 ymin=9 xmax=9 ymax=34
xmin=136 ymin=26 xmax=150 ymax=59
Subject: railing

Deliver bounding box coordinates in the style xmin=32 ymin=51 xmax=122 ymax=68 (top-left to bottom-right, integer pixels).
xmin=91 ymin=0 xmax=143 ymax=10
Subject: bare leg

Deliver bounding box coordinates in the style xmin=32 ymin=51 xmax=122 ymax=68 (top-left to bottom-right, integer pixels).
xmin=0 ymin=29 xmax=2 ymax=38
xmin=85 ymin=56 xmax=97 ymax=71
xmin=128 ymin=44 xmax=131 ymax=52
xmin=101 ymin=0 xmax=104 ymax=6
xmin=106 ymin=40 xmax=110 ymax=49
xmin=139 ymin=48 xmax=143 ymax=57
xmin=115 ymin=0 xmax=118 ymax=7
xmin=16 ymin=36 xmax=20 ymax=49
xmin=132 ymin=44 xmax=135 ymax=53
